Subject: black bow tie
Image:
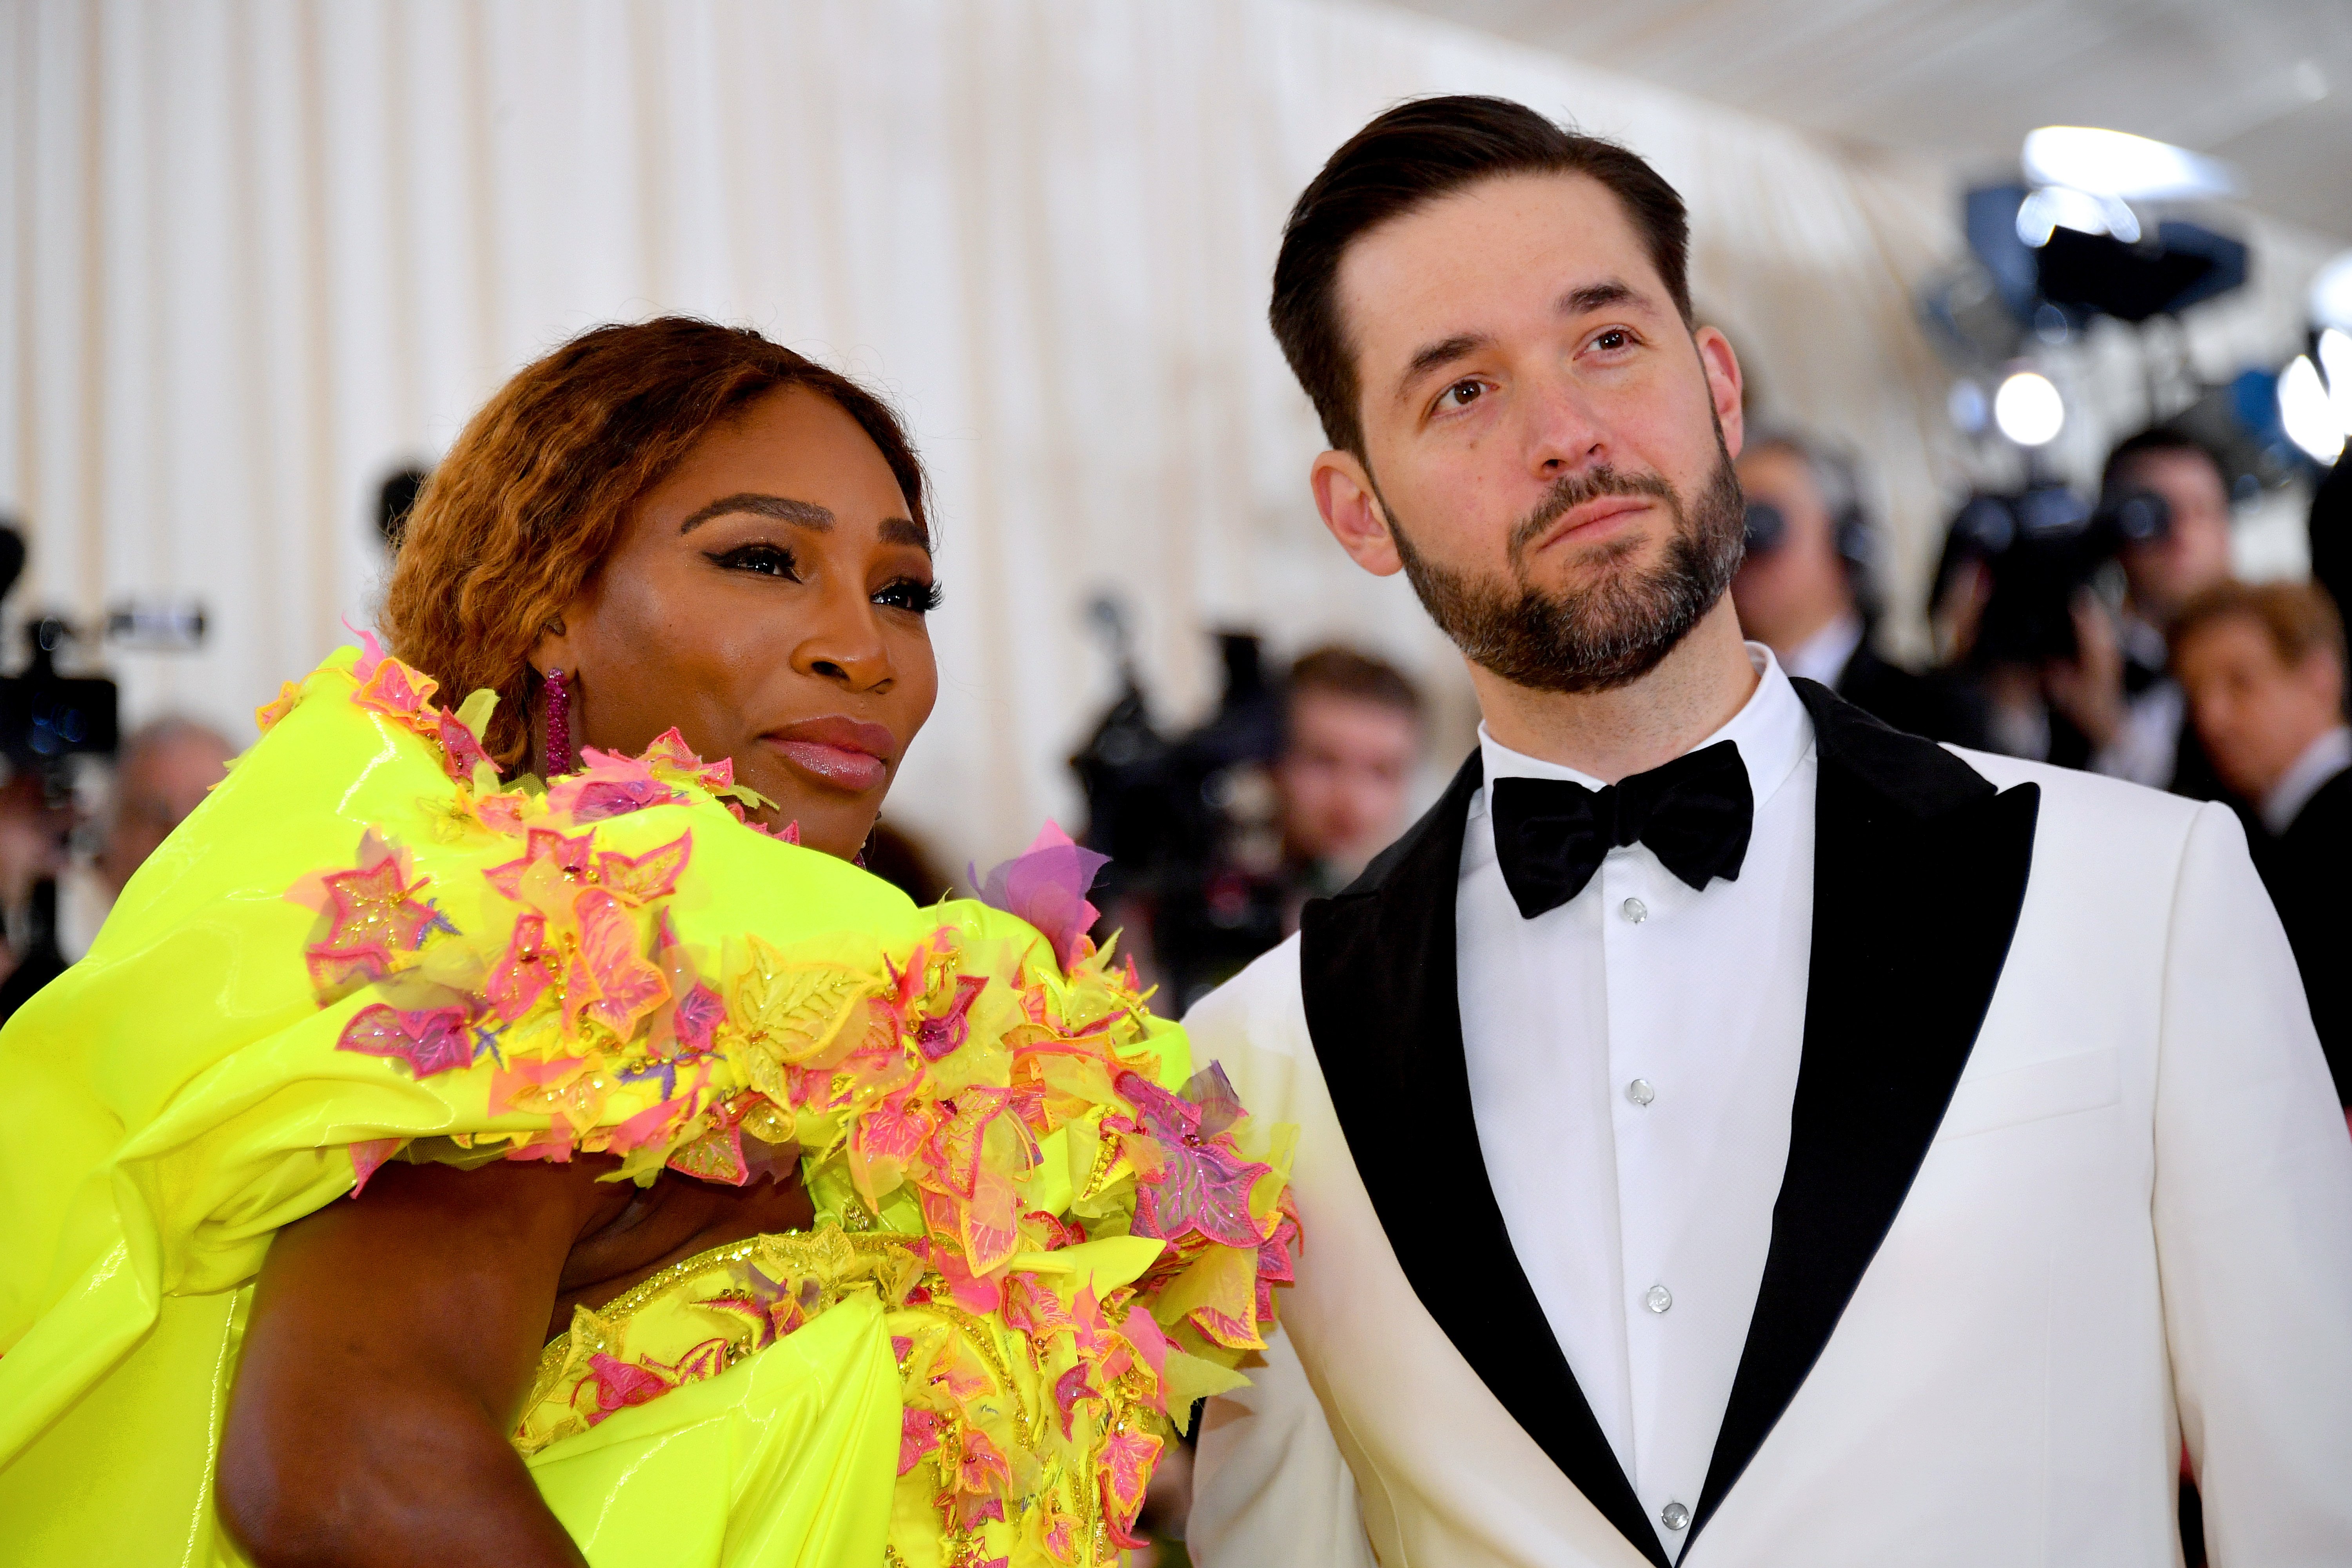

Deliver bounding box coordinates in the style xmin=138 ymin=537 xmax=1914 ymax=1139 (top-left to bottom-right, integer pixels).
xmin=1488 ymin=740 xmax=1754 ymax=919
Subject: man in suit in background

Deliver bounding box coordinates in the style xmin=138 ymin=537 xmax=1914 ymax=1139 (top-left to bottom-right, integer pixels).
xmin=1730 ymin=431 xmax=1981 ymax=746
xmin=1184 ymin=94 xmax=2352 ymax=1568
xmin=2172 ymin=577 xmax=2352 ymax=1107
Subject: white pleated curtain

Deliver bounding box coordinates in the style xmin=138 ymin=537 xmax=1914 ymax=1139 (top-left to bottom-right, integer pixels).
xmin=5 ymin=0 xmax=2309 ymax=871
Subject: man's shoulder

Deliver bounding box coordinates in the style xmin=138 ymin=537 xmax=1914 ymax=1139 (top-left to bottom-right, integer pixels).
xmin=1181 ymin=935 xmax=1318 ymax=1120
xmin=1183 ymin=934 xmax=1305 ymax=1042
xmin=1942 ymin=745 xmax=2232 ymax=902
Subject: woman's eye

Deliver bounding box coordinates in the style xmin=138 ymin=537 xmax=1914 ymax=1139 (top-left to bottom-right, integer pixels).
xmin=710 ymin=543 xmax=799 ymax=579
xmin=874 ymin=577 xmax=943 ymax=615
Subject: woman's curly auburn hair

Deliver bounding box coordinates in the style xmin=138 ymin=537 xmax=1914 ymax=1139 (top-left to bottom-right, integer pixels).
xmin=383 ymin=317 xmax=929 ymax=769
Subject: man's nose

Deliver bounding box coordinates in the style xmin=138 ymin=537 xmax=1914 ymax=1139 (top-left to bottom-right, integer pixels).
xmin=1523 ymin=372 xmax=1608 ymax=479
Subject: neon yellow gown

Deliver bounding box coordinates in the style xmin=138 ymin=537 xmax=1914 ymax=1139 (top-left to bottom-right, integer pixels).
xmin=0 ymin=645 xmax=1295 ymax=1567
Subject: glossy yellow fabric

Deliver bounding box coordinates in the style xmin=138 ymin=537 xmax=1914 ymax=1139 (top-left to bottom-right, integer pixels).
xmin=526 ymin=1292 xmax=901 ymax=1568
xmin=0 ymin=648 xmax=1287 ymax=1566
xmin=0 ymin=651 xmax=906 ymax=1563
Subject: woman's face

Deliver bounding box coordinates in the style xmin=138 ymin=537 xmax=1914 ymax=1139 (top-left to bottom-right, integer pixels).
xmin=535 ymin=385 xmax=940 ymax=859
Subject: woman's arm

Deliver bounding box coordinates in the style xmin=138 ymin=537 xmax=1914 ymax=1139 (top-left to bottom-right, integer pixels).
xmin=218 ymin=1158 xmax=622 ymax=1568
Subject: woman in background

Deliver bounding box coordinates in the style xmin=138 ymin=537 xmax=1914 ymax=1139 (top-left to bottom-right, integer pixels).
xmin=0 ymin=319 xmax=1292 ymax=1567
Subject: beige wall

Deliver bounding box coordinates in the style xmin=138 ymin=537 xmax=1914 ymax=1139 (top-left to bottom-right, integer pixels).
xmin=3 ymin=0 xmax=2328 ymax=872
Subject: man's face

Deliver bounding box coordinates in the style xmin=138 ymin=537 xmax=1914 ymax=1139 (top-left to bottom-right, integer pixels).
xmin=2118 ymin=450 xmax=2233 ymax=625
xmin=1314 ymin=172 xmax=1747 ymax=693
xmin=99 ymin=733 xmax=234 ymax=896
xmin=1274 ymin=690 xmax=1420 ymax=869
xmin=2174 ymin=615 xmax=2343 ymax=802
xmin=1731 ymin=444 xmax=1853 ymax=654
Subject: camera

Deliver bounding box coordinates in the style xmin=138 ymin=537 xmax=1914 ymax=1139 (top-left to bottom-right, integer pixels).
xmin=1069 ymin=603 xmax=1287 ymax=1011
xmin=1939 ymin=484 xmax=2169 ymax=664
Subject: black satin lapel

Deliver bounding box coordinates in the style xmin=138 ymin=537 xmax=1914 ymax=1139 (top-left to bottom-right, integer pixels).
xmin=1688 ymin=681 xmax=2040 ymax=1546
xmin=1301 ymin=751 xmax=1671 ymax=1568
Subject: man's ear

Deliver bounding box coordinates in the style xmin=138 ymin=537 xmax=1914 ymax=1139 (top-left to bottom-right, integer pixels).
xmin=1694 ymin=325 xmax=1746 ymax=460
xmin=1312 ymin=450 xmax=1403 ymax=578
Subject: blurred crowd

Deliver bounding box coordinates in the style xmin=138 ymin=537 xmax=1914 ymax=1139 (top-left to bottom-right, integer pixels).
xmin=1734 ymin=426 xmax=2352 ymax=1111
xmin=0 ymin=717 xmax=236 ymax=1018
xmin=2 ymin=424 xmax=2343 ymax=1130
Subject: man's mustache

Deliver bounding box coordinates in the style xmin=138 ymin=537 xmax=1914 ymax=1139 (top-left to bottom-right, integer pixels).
xmin=1507 ymin=466 xmax=1677 ymax=565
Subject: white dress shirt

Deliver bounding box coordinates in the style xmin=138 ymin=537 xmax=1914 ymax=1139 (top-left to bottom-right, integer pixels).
xmin=2261 ymin=724 xmax=2352 ymax=837
xmin=1457 ymin=644 xmax=1816 ymax=1560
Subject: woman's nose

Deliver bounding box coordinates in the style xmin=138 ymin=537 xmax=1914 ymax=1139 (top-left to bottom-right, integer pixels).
xmin=791 ymin=593 xmax=895 ymax=693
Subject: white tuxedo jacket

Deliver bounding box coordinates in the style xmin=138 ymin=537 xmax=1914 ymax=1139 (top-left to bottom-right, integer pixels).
xmin=1186 ymin=681 xmax=2352 ymax=1567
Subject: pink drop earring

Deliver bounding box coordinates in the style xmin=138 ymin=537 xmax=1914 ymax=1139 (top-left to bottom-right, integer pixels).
xmin=543 ymin=668 xmax=575 ymax=776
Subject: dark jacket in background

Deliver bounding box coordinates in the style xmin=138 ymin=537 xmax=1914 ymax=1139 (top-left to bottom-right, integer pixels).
xmin=1836 ymin=643 xmax=1991 ymax=752
xmin=2256 ymin=768 xmax=2352 ymax=1107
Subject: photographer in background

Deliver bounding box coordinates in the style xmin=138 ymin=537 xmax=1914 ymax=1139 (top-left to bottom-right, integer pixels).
xmin=2170 ymin=579 xmax=2352 ymax=1108
xmin=2055 ymin=429 xmax=2236 ymax=793
xmin=55 ymin=716 xmax=239 ymax=966
xmin=1929 ymin=429 xmax=2234 ymax=788
xmin=1731 ymin=432 xmax=1982 ymax=744
xmin=0 ymin=769 xmax=75 ymax=1017
xmin=1079 ymin=638 xmax=1425 ymax=1014
xmin=1271 ymin=645 xmax=1424 ymax=902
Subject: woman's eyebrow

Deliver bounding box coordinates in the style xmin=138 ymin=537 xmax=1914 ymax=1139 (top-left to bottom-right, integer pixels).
xmin=677 ymin=492 xmax=834 ymax=533
xmin=878 ymin=517 xmax=932 ymax=553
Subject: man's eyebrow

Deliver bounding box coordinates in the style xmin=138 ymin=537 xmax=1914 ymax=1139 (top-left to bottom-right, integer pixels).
xmin=1559 ymin=279 xmax=1645 ymax=316
xmin=1394 ymin=333 xmax=1488 ymax=405
xmin=677 ymin=493 xmax=834 ymax=533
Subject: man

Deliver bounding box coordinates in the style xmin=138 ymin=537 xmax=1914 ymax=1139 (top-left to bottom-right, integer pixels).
xmin=1185 ymin=95 xmax=2352 ymax=1568
xmin=2053 ymin=429 xmax=2237 ymax=792
xmin=2172 ymin=579 xmax=2352 ymax=1107
xmin=54 ymin=717 xmax=238 ymax=964
xmin=1730 ymin=433 xmax=1978 ymax=744
xmin=1272 ymin=645 xmax=1424 ymax=897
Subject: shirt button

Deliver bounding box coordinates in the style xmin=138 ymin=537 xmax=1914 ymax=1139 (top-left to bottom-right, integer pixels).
xmin=1661 ymin=1501 xmax=1691 ymax=1532
xmin=1645 ymin=1284 xmax=1673 ymax=1314
xmin=1626 ymin=1078 xmax=1655 ymax=1106
xmin=1620 ymin=897 xmax=1648 ymax=924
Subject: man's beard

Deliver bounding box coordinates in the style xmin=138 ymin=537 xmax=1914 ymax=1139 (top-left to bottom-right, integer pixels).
xmin=1385 ymin=435 xmax=1747 ymax=695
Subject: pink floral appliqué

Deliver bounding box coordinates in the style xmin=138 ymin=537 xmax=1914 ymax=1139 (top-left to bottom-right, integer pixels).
xmin=971 ymin=822 xmax=1109 ymax=973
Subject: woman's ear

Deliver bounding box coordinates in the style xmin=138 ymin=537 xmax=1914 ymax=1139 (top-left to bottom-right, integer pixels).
xmin=528 ymin=612 xmax=577 ymax=679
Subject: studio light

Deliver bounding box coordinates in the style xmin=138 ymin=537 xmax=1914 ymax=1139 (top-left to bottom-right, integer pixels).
xmin=1994 ymin=370 xmax=2065 ymax=447
xmin=2022 ymin=126 xmax=2238 ymax=201
xmin=2014 ymin=185 xmax=2140 ymax=248
xmin=2279 ymin=354 xmax=2345 ymax=466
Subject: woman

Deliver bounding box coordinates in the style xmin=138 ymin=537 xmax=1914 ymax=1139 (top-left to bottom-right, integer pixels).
xmin=0 ymin=319 xmax=1293 ymax=1567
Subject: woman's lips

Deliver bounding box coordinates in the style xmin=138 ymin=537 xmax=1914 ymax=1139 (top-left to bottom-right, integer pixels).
xmin=761 ymin=717 xmax=896 ymax=793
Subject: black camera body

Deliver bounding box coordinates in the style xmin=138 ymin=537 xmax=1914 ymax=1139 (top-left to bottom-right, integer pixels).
xmin=0 ymin=528 xmax=120 ymax=784
xmin=1070 ymin=621 xmax=1288 ymax=1012
xmin=0 ymin=618 xmax=119 ymax=778
xmin=1943 ymin=484 xmax=2170 ymax=665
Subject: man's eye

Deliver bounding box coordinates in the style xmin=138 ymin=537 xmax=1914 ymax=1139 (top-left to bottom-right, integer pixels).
xmin=1440 ymin=380 xmax=1484 ymax=410
xmin=710 ymin=543 xmax=799 ymax=579
xmin=1592 ymin=329 xmax=1633 ymax=352
xmin=874 ymin=577 xmax=944 ymax=615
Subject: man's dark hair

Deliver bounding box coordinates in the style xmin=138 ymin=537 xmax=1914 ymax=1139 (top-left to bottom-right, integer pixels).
xmin=1287 ymin=644 xmax=1424 ymax=722
xmin=1269 ymin=95 xmax=1693 ymax=462
xmin=2101 ymin=426 xmax=2225 ymax=500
